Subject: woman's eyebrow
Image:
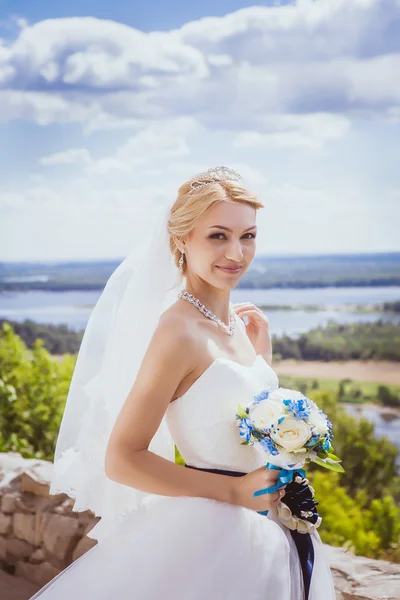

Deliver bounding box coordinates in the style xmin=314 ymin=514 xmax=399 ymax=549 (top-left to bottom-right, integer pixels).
xmin=208 ymin=225 xmax=257 ymax=232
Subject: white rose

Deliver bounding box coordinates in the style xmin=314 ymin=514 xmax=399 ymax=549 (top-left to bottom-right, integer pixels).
xmin=270 ymin=417 xmax=311 ymax=452
xmin=309 ymin=408 xmax=329 ymax=436
xmin=251 ymin=400 xmax=285 ymax=429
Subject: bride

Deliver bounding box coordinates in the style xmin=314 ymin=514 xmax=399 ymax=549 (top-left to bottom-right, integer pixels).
xmin=29 ymin=166 xmax=336 ymax=600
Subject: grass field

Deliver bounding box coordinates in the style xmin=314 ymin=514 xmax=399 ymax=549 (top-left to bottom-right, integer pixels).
xmin=273 ymin=359 xmax=400 ymax=386
xmin=274 ymin=359 xmax=400 ymax=408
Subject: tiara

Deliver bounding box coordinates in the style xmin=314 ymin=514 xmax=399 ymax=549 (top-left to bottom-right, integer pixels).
xmin=189 ymin=165 xmax=244 ymax=191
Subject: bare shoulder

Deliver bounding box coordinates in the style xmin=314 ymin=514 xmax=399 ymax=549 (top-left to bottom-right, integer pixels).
xmin=158 ymin=300 xmax=193 ymax=331
xmin=155 ymin=301 xmax=199 ymax=355
xmin=136 ymin=299 xmax=201 ymax=389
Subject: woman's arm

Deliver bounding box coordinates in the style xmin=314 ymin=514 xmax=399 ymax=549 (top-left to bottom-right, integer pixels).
xmin=104 ymin=312 xmax=236 ymax=505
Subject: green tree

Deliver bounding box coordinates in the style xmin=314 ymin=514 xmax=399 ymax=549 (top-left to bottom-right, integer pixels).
xmin=0 ymin=322 xmax=75 ymax=459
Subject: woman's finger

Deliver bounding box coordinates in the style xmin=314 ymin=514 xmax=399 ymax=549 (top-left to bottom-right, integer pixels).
xmin=235 ymin=307 xmax=266 ymax=319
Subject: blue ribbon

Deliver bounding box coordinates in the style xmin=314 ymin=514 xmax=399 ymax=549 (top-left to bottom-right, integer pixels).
xmin=252 ymin=462 xmax=306 ymax=516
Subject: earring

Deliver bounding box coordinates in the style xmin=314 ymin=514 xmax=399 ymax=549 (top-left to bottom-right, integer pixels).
xmin=178 ymin=250 xmax=185 ymax=274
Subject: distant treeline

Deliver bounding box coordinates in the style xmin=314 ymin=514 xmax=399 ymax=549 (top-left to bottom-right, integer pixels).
xmin=0 ymin=319 xmax=84 ymax=355
xmin=272 ymin=320 xmax=400 ymax=362
xmin=2 ymin=318 xmax=399 ymax=361
xmin=1 ymin=252 xmax=399 ymax=291
xmin=383 ymin=301 xmax=400 ymax=313
xmin=2 ymin=278 xmax=400 ymax=292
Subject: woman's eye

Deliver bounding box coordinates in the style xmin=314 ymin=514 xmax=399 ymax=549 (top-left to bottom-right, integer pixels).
xmin=209 ymin=233 xmax=256 ymax=240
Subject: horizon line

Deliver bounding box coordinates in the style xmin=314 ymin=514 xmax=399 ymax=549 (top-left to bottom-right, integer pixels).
xmin=1 ymin=249 xmax=400 ymax=265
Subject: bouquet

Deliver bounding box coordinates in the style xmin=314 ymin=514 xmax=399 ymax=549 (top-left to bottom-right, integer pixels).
xmin=235 ymin=387 xmax=344 ymax=534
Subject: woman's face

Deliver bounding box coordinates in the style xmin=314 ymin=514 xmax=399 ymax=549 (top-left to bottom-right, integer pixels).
xmin=183 ymin=200 xmax=257 ymax=289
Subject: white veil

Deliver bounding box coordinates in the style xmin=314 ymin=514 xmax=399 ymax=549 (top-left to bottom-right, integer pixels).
xmin=49 ymin=200 xmax=185 ymax=542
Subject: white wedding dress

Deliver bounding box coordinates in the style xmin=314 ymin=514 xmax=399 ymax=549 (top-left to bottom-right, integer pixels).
xmin=30 ymin=354 xmax=336 ymax=600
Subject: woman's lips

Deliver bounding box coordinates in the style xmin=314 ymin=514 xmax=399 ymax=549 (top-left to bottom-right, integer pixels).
xmin=216 ymin=266 xmax=242 ymax=274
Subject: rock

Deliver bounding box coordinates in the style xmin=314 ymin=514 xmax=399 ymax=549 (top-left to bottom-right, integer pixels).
xmin=13 ymin=513 xmax=40 ymax=546
xmin=42 ymin=514 xmax=81 ymax=563
xmin=0 ymin=569 xmax=39 ymax=600
xmin=20 ymin=472 xmax=50 ymax=498
xmin=30 ymin=547 xmax=45 ymax=564
xmin=1 ymin=492 xmax=18 ymax=514
xmin=15 ymin=560 xmax=61 ymax=588
xmin=0 ymin=513 xmax=12 ymax=535
xmin=52 ymin=497 xmax=76 ymax=514
xmin=14 ymin=494 xmax=39 ymax=515
xmin=0 ymin=452 xmax=99 ymax=589
xmin=35 ymin=510 xmax=53 ymax=543
xmin=6 ymin=538 xmax=33 ymax=564
xmin=72 ymin=535 xmax=97 ymax=561
xmin=326 ymin=544 xmax=400 ymax=600
xmin=85 ymin=519 xmax=99 ymax=534
xmin=0 ymin=535 xmax=7 ymax=561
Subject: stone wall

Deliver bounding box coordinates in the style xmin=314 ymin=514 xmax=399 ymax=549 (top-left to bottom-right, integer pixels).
xmin=0 ymin=452 xmax=399 ymax=599
xmin=0 ymin=452 xmax=99 ymax=590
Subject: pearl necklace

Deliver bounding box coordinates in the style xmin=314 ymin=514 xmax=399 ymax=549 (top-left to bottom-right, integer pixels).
xmin=177 ymin=290 xmax=236 ymax=336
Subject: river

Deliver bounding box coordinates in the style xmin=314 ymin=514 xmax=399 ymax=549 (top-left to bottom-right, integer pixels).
xmin=0 ymin=285 xmax=399 ymax=336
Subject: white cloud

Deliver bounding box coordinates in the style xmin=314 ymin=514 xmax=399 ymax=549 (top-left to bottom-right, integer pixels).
xmin=0 ymin=17 xmax=208 ymax=88
xmin=233 ymin=113 xmax=351 ymax=150
xmin=37 ymin=117 xmax=200 ymax=176
xmin=253 ymin=180 xmax=389 ymax=254
xmin=0 ymin=191 xmax=25 ymax=209
xmin=40 ymin=148 xmax=93 ymax=166
xmin=0 ymin=0 xmax=398 ymax=134
xmin=0 ymin=89 xmax=91 ymax=125
xmin=1 ymin=2 xmax=400 ymax=260
xmin=108 ymin=116 xmax=197 ymax=163
xmin=0 ymin=185 xmax=63 ymax=211
xmin=1 ymin=168 xmax=396 ymax=259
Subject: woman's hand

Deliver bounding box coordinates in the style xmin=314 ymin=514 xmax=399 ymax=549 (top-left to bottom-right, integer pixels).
xmin=230 ymin=466 xmax=286 ymax=512
xmin=232 ymin=302 xmax=272 ymax=364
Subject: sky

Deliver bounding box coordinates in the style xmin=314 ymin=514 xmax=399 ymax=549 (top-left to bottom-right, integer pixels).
xmin=1 ymin=0 xmax=399 ymax=261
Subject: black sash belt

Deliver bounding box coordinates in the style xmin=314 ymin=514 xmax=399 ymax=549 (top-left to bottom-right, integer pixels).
xmin=184 ymin=463 xmax=314 ymax=600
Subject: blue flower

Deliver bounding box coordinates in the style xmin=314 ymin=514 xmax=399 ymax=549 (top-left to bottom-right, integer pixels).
xmin=305 ymin=434 xmax=320 ymax=448
xmin=259 ymin=436 xmax=279 ymax=456
xmin=253 ymin=389 xmax=270 ymax=404
xmin=322 ymin=438 xmax=331 ymax=451
xmin=238 ymin=418 xmax=253 ymax=443
xmin=283 ymin=398 xmax=311 ymax=420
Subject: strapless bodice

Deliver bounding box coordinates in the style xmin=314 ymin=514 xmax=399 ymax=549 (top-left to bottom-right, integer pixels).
xmin=165 ymin=355 xmax=280 ymax=473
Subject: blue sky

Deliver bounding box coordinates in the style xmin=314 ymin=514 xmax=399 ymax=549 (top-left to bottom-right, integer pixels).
xmin=0 ymin=1 xmax=291 ymax=33
xmin=1 ymin=0 xmax=399 ymax=260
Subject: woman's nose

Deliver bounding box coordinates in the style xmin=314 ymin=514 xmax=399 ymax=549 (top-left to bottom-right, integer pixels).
xmin=225 ymin=239 xmax=244 ymax=262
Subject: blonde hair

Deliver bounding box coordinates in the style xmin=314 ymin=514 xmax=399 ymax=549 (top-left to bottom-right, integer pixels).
xmin=168 ymin=173 xmax=264 ymax=277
